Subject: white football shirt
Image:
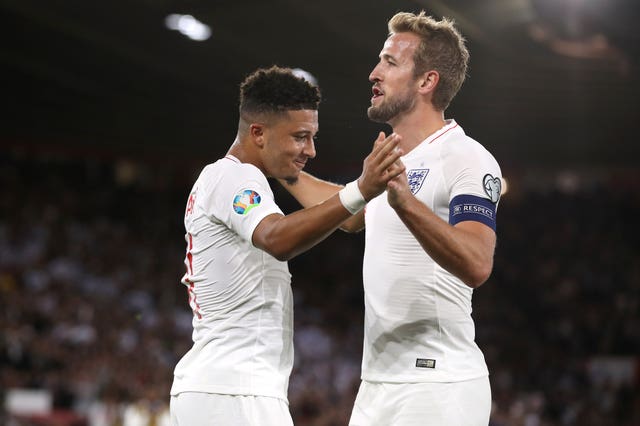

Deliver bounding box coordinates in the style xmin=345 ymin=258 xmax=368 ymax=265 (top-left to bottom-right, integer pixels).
xmin=170 ymin=155 xmax=293 ymax=401
xmin=362 ymin=120 xmax=501 ymax=383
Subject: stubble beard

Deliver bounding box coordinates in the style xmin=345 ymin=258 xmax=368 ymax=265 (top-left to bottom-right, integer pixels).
xmin=283 ymin=176 xmax=299 ymax=185
xmin=367 ymin=90 xmax=416 ymax=124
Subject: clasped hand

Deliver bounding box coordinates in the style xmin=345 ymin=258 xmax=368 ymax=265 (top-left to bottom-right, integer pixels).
xmin=357 ymin=132 xmax=405 ymax=201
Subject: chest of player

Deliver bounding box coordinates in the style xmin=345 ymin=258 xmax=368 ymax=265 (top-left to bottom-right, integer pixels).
xmin=366 ymin=161 xmax=450 ymax=234
xmin=402 ymin=154 xmax=450 ymax=212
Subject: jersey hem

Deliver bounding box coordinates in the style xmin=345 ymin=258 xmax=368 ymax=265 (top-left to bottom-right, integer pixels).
xmin=170 ymin=383 xmax=287 ymax=403
xmin=361 ymin=370 xmax=488 ymax=384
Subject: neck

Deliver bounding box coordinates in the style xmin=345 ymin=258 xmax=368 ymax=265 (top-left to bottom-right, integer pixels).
xmin=227 ymin=136 xmax=265 ymax=173
xmin=390 ymin=106 xmax=446 ymax=154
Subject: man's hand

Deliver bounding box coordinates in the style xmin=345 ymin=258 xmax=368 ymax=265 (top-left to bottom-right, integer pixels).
xmin=386 ymin=159 xmax=411 ymax=210
xmin=357 ymin=132 xmax=405 ymax=201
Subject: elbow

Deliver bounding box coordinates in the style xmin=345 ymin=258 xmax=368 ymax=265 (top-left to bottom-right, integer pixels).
xmin=254 ymin=224 xmax=298 ymax=262
xmin=274 ymin=252 xmax=294 ymax=262
xmin=267 ymin=247 xmax=295 ymax=262
xmin=464 ymin=274 xmax=489 ymax=289
xmin=339 ymin=222 xmax=364 ymax=233
xmin=256 ymin=236 xmax=296 ymax=262
xmin=462 ymin=260 xmax=493 ymax=289
xmin=338 ymin=212 xmax=365 ymax=233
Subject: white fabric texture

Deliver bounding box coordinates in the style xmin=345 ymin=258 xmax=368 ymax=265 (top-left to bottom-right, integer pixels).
xmin=361 ymin=120 xmax=502 ymax=383
xmin=170 ymin=156 xmax=293 ymax=401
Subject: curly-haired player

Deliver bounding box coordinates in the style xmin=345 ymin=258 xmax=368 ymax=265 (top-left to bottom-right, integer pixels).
xmin=169 ymin=65 xmax=404 ymax=426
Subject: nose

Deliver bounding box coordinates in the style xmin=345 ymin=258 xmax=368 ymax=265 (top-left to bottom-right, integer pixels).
xmin=369 ymin=63 xmax=382 ymax=83
xmin=304 ymin=138 xmax=316 ymax=159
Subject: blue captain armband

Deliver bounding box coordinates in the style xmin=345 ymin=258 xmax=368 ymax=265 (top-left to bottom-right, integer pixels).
xmin=449 ymin=194 xmax=497 ymax=231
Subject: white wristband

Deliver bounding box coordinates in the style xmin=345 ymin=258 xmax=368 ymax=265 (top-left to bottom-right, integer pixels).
xmin=338 ymin=180 xmax=366 ymax=215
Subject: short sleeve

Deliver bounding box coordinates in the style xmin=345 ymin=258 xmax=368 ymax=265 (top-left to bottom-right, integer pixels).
xmin=205 ymin=163 xmax=283 ymax=244
xmin=443 ymin=140 xmax=502 ymax=230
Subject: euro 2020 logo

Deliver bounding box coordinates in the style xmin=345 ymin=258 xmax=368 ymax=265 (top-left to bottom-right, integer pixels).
xmin=233 ymin=189 xmax=261 ymax=215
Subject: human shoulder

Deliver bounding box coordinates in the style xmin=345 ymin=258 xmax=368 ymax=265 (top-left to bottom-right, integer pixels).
xmin=438 ymin=122 xmax=502 ymax=203
xmin=203 ymin=155 xmax=264 ymax=175
xmin=440 ymin=124 xmax=499 ymax=168
xmin=198 ymin=156 xmax=268 ymax=191
xmin=192 ymin=156 xmax=276 ymax=223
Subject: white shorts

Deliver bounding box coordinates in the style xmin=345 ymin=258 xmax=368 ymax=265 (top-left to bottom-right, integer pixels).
xmin=349 ymin=376 xmax=491 ymax=426
xmin=170 ymin=392 xmax=293 ymax=426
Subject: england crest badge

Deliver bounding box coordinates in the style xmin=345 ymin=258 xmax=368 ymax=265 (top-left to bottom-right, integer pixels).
xmin=407 ymin=169 xmax=429 ymax=194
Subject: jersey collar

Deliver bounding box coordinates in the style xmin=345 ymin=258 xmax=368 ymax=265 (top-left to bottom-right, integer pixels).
xmin=224 ymin=154 xmax=241 ymax=163
xmin=426 ymin=119 xmax=459 ymax=145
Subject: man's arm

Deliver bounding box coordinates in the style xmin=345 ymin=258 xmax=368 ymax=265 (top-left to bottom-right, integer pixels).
xmin=279 ymin=172 xmax=365 ymax=233
xmin=280 ymin=171 xmax=340 ymax=208
xmin=254 ymin=133 xmax=403 ymax=260
xmin=276 ymin=132 xmax=397 ymax=233
xmin=386 ymin=171 xmax=496 ymax=288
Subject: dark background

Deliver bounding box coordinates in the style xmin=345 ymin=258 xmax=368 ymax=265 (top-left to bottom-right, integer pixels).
xmin=3 ymin=0 xmax=640 ymax=172
xmin=2 ymin=0 xmax=639 ymax=425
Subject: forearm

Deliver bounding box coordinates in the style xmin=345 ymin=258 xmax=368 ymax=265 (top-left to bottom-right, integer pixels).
xmin=393 ymin=197 xmax=495 ymax=288
xmin=254 ymin=194 xmax=354 ymax=261
xmin=279 ymin=172 xmax=342 ymax=208
xmin=280 ymin=172 xmax=365 ymax=233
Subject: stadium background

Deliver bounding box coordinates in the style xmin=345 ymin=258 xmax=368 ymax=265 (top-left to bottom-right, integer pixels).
xmin=2 ymin=0 xmax=639 ymax=424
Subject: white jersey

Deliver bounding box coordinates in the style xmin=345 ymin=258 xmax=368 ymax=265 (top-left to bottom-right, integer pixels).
xmin=362 ymin=120 xmax=501 ymax=383
xmin=170 ymin=155 xmax=293 ymax=401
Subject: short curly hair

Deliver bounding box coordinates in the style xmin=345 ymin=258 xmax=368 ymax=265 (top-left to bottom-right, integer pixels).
xmin=239 ymin=66 xmax=321 ymax=116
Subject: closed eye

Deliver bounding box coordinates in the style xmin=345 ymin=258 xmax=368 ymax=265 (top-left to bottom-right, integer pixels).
xmin=293 ymin=133 xmax=313 ymax=143
xmin=381 ymin=54 xmax=397 ymax=66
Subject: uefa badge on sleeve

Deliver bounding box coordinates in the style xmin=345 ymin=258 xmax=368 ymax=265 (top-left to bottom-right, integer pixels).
xmin=483 ymin=174 xmax=501 ymax=203
xmin=233 ymin=189 xmax=261 ymax=215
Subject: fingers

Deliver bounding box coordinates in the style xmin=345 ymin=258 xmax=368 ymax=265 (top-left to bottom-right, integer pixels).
xmin=370 ymin=133 xmax=400 ymax=158
xmin=358 ymin=132 xmax=405 ymax=200
xmin=377 ymin=147 xmax=404 ymax=175
xmin=384 ymin=158 xmax=406 ymax=180
xmin=366 ymin=133 xmax=404 ymax=180
xmin=371 ymin=132 xmax=386 ymax=151
xmin=386 ymin=164 xmax=411 ymax=209
xmin=367 ymin=134 xmax=402 ymax=175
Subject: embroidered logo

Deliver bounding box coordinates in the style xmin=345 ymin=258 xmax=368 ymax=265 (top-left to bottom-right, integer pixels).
xmin=483 ymin=174 xmax=501 ymax=203
xmin=233 ymin=189 xmax=261 ymax=215
xmin=407 ymin=169 xmax=430 ymax=194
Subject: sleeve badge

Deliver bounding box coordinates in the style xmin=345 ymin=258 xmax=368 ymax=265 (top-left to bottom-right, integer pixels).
xmin=483 ymin=174 xmax=501 ymax=203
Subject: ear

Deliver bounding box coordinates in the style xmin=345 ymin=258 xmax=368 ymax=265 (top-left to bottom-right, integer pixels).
xmin=249 ymin=123 xmax=266 ymax=148
xmin=417 ymin=70 xmax=439 ymax=94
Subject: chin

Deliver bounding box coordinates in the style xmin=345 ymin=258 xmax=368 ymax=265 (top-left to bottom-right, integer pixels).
xmin=367 ymin=106 xmax=387 ymax=123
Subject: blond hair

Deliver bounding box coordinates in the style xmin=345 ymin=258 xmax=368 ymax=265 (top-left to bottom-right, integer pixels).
xmin=388 ymin=11 xmax=469 ymax=111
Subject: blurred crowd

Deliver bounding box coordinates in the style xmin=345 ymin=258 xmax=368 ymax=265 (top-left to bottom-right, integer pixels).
xmin=1 ymin=153 xmax=638 ymax=425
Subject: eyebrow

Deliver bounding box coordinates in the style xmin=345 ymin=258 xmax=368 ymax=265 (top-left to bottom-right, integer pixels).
xmin=292 ymin=130 xmax=315 ymax=136
xmin=381 ymin=53 xmax=397 ymax=62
